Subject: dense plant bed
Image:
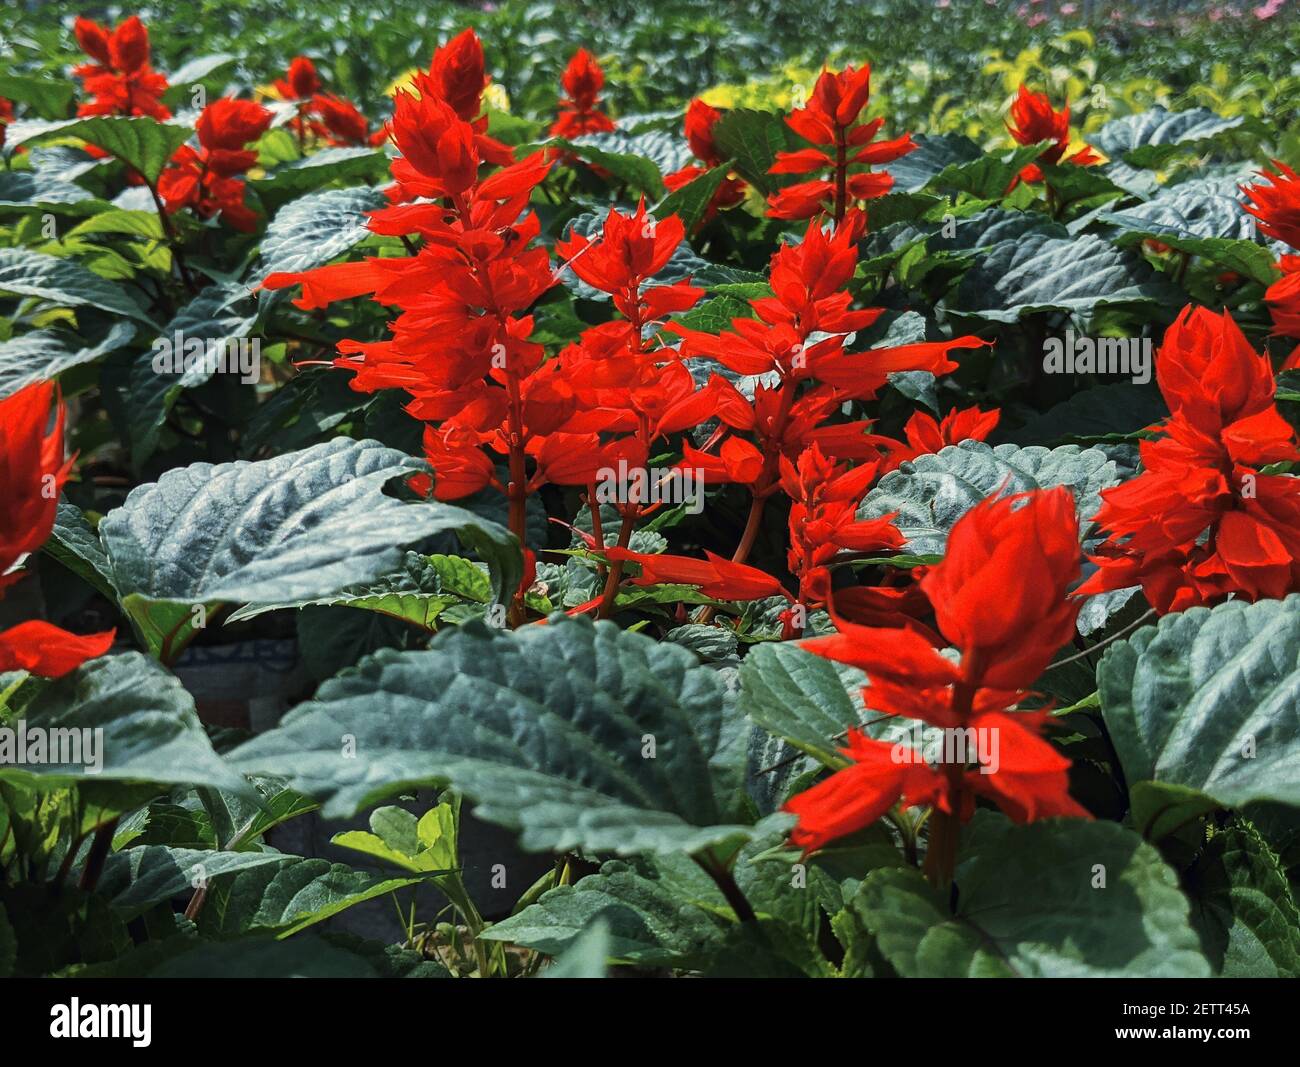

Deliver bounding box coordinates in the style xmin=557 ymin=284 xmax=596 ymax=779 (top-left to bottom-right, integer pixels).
xmin=1 ymin=1 xmax=1299 ymax=980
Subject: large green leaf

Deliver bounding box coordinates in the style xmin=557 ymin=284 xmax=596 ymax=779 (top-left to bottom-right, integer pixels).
xmin=710 ymin=108 xmax=799 ymax=195
xmin=883 ymin=133 xmax=982 ymax=195
xmin=101 ymin=435 xmax=513 ymax=606
xmin=858 ymin=440 xmax=1121 ymax=555
xmin=952 ymin=232 xmax=1183 ymax=323
xmin=44 ymin=501 xmax=118 ymax=601
xmin=256 ymin=185 xmax=386 ymax=285
xmin=544 ymin=134 xmax=668 ymax=197
xmin=5 ymin=653 xmax=246 ymax=794
xmin=0 ymin=247 xmax=156 ymax=326
xmin=1088 ymin=107 xmax=1246 ymax=169
xmin=229 ymin=615 xmax=770 ymax=856
xmin=1186 ymin=820 xmax=1300 ymax=977
xmin=248 ymin=147 xmax=387 ymax=208
xmin=1098 ymin=596 xmax=1300 ymax=811
xmin=482 ymin=858 xmax=725 ymax=965
xmin=654 ymin=163 xmax=734 ymax=232
xmin=4 ymin=116 xmax=192 ymax=184
xmin=0 ymin=321 xmax=134 ymax=400
xmin=853 ymin=815 xmax=1209 ymax=976
xmin=0 ymin=74 xmax=76 ymax=121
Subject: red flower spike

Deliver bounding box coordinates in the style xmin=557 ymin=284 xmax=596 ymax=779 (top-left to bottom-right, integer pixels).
xmin=1078 ymin=304 xmax=1300 ymax=612
xmin=1006 ymin=85 xmax=1101 ymax=184
xmin=159 ymin=98 xmax=273 ymax=231
xmin=786 ymin=487 xmax=1089 ymax=853
xmin=73 ymin=15 xmax=171 ymax=120
xmin=766 ymin=65 xmax=914 ymax=226
xmin=1242 ymin=160 xmax=1300 ymax=250
xmin=550 ymin=48 xmax=616 ymax=138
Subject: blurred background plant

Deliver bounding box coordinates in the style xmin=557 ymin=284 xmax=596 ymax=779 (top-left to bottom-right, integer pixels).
xmin=2 ymin=0 xmax=1297 ymax=159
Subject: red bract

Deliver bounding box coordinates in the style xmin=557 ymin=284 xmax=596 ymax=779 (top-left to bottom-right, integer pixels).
xmin=277 ymin=56 xmax=321 ymax=100
xmin=781 ymin=444 xmax=904 ymax=611
xmin=663 ymin=100 xmax=747 ymax=227
xmin=766 ymin=65 xmax=915 ymax=227
xmin=1006 ymin=85 xmax=1101 ymax=183
xmin=158 ymin=98 xmax=273 ymax=231
xmin=0 ymin=382 xmax=114 ymax=676
xmin=1242 ymin=160 xmax=1300 ymax=250
xmin=0 ymin=97 xmax=13 ymax=148
xmin=549 ymin=48 xmax=615 ymax=137
xmin=263 ymin=31 xmax=562 ymax=623
xmin=786 ymin=487 xmax=1089 ymax=863
xmin=73 ymin=15 xmax=171 ymax=120
xmin=604 ymin=547 xmax=786 ymax=601
xmin=881 ymin=404 xmax=1001 ymax=471
xmin=1078 ymin=306 xmax=1300 ymax=613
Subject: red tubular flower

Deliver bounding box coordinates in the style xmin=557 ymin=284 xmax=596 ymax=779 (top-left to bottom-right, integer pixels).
xmin=550 ymin=48 xmax=616 ymax=137
xmin=429 ymin=27 xmax=490 ymax=121
xmin=0 ymin=97 xmax=13 ymax=149
xmin=604 ymin=547 xmax=786 ymax=601
xmin=73 ymin=15 xmax=171 ymax=120
xmin=765 ymin=65 xmax=915 ymax=227
xmin=663 ymin=99 xmax=747 ymax=227
xmin=1006 ymin=85 xmax=1101 ymax=184
xmin=879 ymin=405 xmax=1002 ymax=471
xmin=1266 ymin=256 xmax=1300 ymax=343
xmin=780 ymin=444 xmax=904 ymax=610
xmin=312 ymin=93 xmax=373 ymax=146
xmin=1078 ymin=305 xmax=1300 ymax=613
xmin=1242 ymin=160 xmax=1300 ymax=250
xmin=159 ymin=98 xmax=274 ymax=231
xmin=277 ymin=56 xmax=321 ymax=100
xmin=785 ymin=487 xmax=1089 ymax=856
xmin=0 ymin=383 xmax=114 ymax=675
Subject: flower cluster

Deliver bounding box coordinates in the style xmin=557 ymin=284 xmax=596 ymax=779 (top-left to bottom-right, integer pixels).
xmin=73 ymin=15 xmax=171 ymax=120
xmin=786 ymin=488 xmax=1090 ymax=859
xmin=663 ymin=99 xmax=747 ymax=226
xmin=1242 ymin=161 xmax=1300 ymax=363
xmin=158 ymin=98 xmax=274 ymax=231
xmin=0 ymin=383 xmax=115 ymax=677
xmin=273 ymin=55 xmax=380 ymax=147
xmin=766 ymin=65 xmax=916 ymax=225
xmin=549 ymin=48 xmax=615 ymax=138
xmin=1006 ymin=85 xmax=1101 ymax=183
xmin=1078 ymin=306 xmax=1300 ymax=613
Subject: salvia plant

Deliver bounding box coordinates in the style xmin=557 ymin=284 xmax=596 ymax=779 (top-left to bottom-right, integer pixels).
xmin=0 ymin=0 xmax=1298 ymax=983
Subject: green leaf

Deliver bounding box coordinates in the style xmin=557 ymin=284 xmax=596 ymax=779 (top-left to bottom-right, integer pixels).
xmin=230 ymin=615 xmax=767 ymax=856
xmin=883 ymin=133 xmax=982 ymax=194
xmin=858 ymin=440 xmax=1122 ymax=555
xmin=1006 ymin=381 xmax=1168 ymax=446
xmin=710 ymin=108 xmax=798 ymax=195
xmin=1088 ymin=107 xmax=1246 ymax=169
xmin=926 ymin=141 xmax=1049 ymax=199
xmin=0 ymin=74 xmax=76 ymax=121
xmin=98 ymin=438 xmax=519 ymax=657
xmin=6 ymin=653 xmax=246 ymax=794
xmin=249 ymin=147 xmax=388 ymax=209
xmin=0 ymin=170 xmax=102 ymax=212
xmin=1186 ymin=820 xmax=1300 ymax=977
xmin=1097 ymin=595 xmax=1300 ymax=812
xmin=854 ymin=815 xmax=1209 ymax=976
xmin=147 ymin=932 xmax=381 ymax=977
xmin=5 ymin=116 xmax=193 ymax=184
xmin=541 ymin=918 xmax=611 ymax=977
xmin=952 ymin=232 xmax=1183 ymax=323
xmin=482 ymin=858 xmax=724 ymax=965
xmin=738 ymin=641 xmax=863 ymax=766
xmin=0 ymin=321 xmax=134 ymax=400
xmin=544 ymin=135 xmax=666 ymax=197
xmin=195 ymin=857 xmax=429 ymax=938
xmin=256 ymin=185 xmax=386 ymax=285
xmin=0 ymin=247 xmax=156 ymax=326
xmin=654 ymin=163 xmax=733 ymax=232
xmin=332 ymin=803 xmax=457 ymax=873
xmin=43 ymin=501 xmax=118 ymax=600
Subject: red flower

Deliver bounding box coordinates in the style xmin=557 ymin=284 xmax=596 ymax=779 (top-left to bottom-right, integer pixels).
xmin=781 ymin=444 xmax=904 ymax=611
xmin=0 ymin=621 xmax=116 ymax=679
xmin=429 ymin=28 xmax=490 ymax=122
xmin=785 ymin=487 xmax=1089 ymax=853
xmin=1078 ymin=305 xmax=1300 ymax=612
xmin=277 ymin=56 xmax=321 ymax=100
xmin=311 ymin=93 xmax=373 ymax=146
xmin=1242 ymin=160 xmax=1300 ymax=250
xmin=73 ymin=15 xmax=171 ymax=120
xmin=159 ymin=98 xmax=273 ymax=231
xmin=604 ymin=547 xmax=786 ymax=601
xmin=1006 ymin=86 xmax=1101 ymax=183
xmin=0 ymin=383 xmax=114 ymax=676
xmin=880 ymin=404 xmax=1002 ymax=471
xmin=550 ymin=48 xmax=616 ymax=138
xmin=0 ymin=97 xmax=13 ymax=149
xmin=1266 ymin=255 xmax=1300 ymax=341
xmin=765 ymin=65 xmax=915 ymax=226
xmin=663 ymin=100 xmax=747 ymax=226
